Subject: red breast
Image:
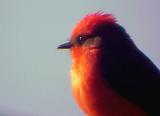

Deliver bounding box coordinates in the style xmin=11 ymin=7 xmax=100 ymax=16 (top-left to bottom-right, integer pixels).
xmin=71 ymin=47 xmax=146 ymax=116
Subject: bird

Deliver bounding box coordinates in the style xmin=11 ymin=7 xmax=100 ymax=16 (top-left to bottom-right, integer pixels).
xmin=57 ymin=12 xmax=160 ymax=116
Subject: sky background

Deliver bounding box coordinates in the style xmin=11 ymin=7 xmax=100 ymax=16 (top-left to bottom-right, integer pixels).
xmin=0 ymin=0 xmax=160 ymax=116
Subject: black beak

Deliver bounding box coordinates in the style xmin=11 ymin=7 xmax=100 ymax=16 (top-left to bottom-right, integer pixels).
xmin=57 ymin=41 xmax=72 ymax=49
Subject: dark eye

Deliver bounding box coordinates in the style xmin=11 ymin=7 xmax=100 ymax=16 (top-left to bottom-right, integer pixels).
xmin=77 ymin=35 xmax=88 ymax=45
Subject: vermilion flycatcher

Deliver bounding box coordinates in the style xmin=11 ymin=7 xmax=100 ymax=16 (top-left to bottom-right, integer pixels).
xmin=58 ymin=12 xmax=160 ymax=116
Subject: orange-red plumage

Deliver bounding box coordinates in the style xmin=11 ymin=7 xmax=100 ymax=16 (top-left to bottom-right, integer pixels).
xmin=58 ymin=12 xmax=160 ymax=116
xmin=71 ymin=47 xmax=145 ymax=116
xmin=70 ymin=12 xmax=145 ymax=116
xmin=71 ymin=12 xmax=115 ymax=39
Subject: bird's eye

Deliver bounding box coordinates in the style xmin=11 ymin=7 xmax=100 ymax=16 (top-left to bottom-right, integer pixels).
xmin=77 ymin=35 xmax=88 ymax=45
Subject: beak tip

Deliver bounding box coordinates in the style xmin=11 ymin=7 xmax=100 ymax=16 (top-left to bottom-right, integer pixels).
xmin=57 ymin=41 xmax=72 ymax=49
xmin=57 ymin=45 xmax=65 ymax=49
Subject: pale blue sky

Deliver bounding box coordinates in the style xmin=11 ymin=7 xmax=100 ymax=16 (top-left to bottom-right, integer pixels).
xmin=0 ymin=0 xmax=160 ymax=116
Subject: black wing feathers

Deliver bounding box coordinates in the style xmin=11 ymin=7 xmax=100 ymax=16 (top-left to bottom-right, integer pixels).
xmin=99 ymin=24 xmax=160 ymax=115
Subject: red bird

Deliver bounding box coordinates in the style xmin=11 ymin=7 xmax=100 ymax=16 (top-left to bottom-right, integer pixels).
xmin=58 ymin=12 xmax=160 ymax=116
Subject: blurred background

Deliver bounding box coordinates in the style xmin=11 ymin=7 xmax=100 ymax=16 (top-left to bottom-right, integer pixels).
xmin=0 ymin=0 xmax=160 ymax=116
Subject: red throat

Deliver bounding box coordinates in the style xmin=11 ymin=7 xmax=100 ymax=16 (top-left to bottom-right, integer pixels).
xmin=71 ymin=48 xmax=146 ymax=116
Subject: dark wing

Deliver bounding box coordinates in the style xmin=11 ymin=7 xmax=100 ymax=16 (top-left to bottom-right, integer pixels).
xmin=99 ymin=24 xmax=160 ymax=115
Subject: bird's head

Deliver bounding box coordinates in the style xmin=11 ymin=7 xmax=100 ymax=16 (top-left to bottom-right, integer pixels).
xmin=58 ymin=12 xmax=128 ymax=60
